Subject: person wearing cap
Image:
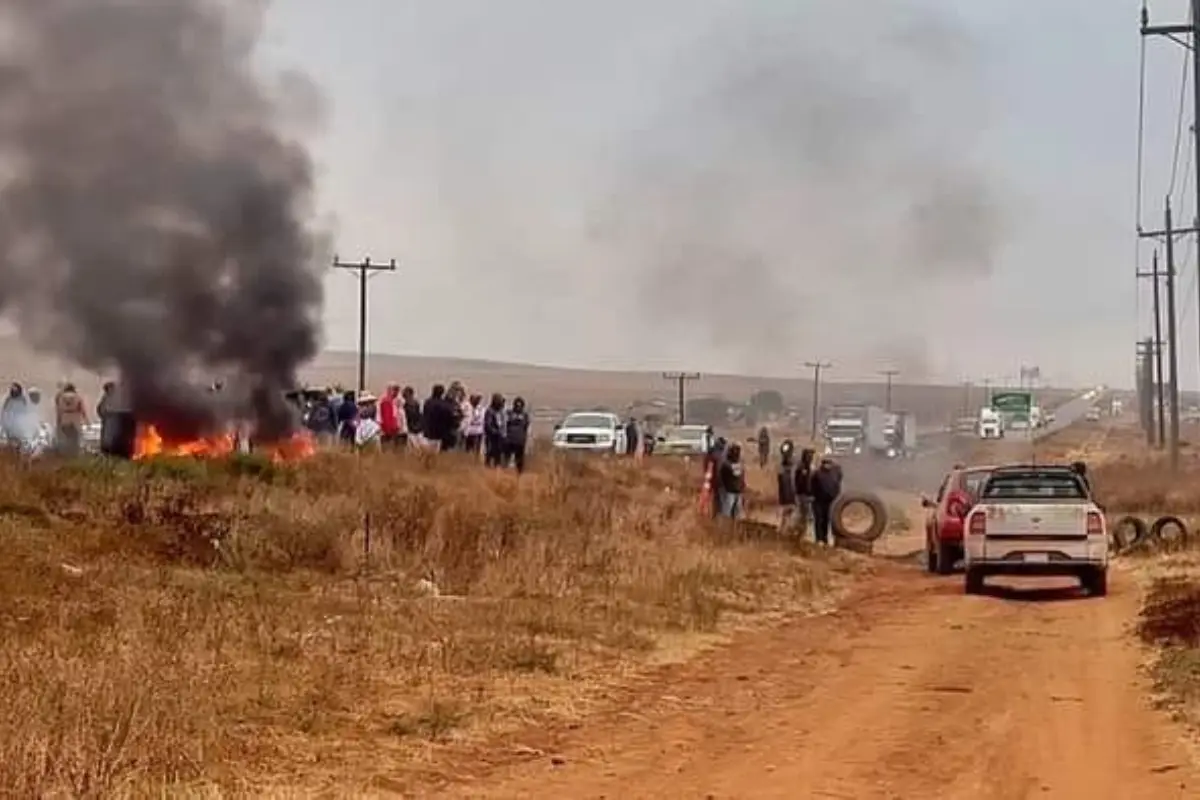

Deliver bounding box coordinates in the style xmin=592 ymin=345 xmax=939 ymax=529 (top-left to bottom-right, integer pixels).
xmin=810 ymin=456 xmax=844 ymax=546
xmin=354 ymin=392 xmax=382 ymax=450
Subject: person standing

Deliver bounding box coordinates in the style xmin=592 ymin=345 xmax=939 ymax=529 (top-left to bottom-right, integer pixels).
xmin=794 ymin=447 xmax=816 ymax=538
xmin=718 ymin=443 xmax=747 ymax=519
xmin=810 ymin=457 xmax=843 ymax=546
xmin=776 ymin=439 xmax=797 ymax=531
xmin=379 ymin=383 xmax=404 ymax=449
xmin=54 ymin=382 xmax=88 ymax=456
xmin=484 ymin=394 xmax=506 ymax=467
xmin=504 ymin=396 xmax=531 ymax=473
xmin=402 ymin=386 xmax=422 ymax=446
xmin=756 ymin=426 xmax=770 ymax=468
xmin=336 ymin=389 xmax=358 ymax=447
xmin=624 ymin=417 xmax=639 ymax=457
xmin=464 ymin=394 xmax=486 ymax=455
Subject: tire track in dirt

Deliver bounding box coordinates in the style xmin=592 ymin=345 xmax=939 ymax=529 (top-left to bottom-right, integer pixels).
xmin=434 ymin=564 xmax=1197 ymax=799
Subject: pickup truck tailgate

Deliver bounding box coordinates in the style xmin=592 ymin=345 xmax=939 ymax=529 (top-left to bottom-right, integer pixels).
xmin=982 ymin=503 xmax=1088 ymax=538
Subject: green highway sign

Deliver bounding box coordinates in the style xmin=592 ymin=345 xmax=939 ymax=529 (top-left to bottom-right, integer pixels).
xmin=991 ymin=391 xmax=1032 ymax=416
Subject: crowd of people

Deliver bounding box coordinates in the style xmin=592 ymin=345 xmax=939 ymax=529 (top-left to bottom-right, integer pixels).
xmin=702 ymin=434 xmax=845 ymax=546
xmin=0 ymin=381 xmax=94 ymax=456
xmin=293 ymin=381 xmax=534 ymax=472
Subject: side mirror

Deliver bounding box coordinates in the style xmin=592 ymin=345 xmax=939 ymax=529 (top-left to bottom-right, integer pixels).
xmin=920 ymin=494 xmax=935 ymax=509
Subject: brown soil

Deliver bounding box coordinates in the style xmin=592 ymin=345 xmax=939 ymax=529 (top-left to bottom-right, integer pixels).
xmin=434 ymin=563 xmax=1198 ymax=799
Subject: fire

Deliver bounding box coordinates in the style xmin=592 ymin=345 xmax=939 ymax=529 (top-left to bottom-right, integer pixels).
xmin=132 ymin=425 xmax=316 ymax=462
xmin=133 ymin=424 xmax=235 ymax=459
xmin=261 ymin=431 xmax=317 ymax=463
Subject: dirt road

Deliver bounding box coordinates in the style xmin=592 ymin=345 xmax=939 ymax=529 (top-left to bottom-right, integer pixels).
xmin=437 ymin=563 xmax=1198 ymax=799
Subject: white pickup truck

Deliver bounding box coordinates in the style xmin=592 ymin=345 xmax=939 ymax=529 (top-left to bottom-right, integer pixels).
xmin=962 ymin=465 xmax=1108 ymax=596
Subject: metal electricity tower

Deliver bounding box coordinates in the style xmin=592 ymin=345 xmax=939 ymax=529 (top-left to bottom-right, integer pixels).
xmin=1137 ymin=250 xmax=1168 ymax=448
xmin=332 ymin=255 xmax=397 ymax=392
xmin=879 ymin=369 xmax=899 ymax=411
xmin=805 ymin=361 xmax=832 ymax=440
xmin=661 ymin=372 xmax=700 ymax=425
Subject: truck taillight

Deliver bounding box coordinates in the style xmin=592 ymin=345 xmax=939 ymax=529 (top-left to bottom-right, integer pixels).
xmin=1086 ymin=511 xmax=1103 ymax=536
xmin=968 ymin=511 xmax=986 ymax=536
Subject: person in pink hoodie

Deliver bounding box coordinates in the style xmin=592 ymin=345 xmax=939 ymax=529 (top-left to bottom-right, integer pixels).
xmin=379 ymin=383 xmax=406 ymax=448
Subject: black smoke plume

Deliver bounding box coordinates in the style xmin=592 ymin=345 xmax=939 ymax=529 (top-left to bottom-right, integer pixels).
xmin=0 ymin=0 xmax=325 ymax=439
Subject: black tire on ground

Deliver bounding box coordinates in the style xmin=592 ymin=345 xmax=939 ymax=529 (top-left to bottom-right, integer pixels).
xmin=831 ymin=492 xmax=888 ymax=542
xmin=1110 ymin=515 xmax=1148 ymax=553
xmin=935 ymin=541 xmax=956 ymax=575
xmin=965 ymin=568 xmax=984 ymax=595
xmin=1082 ymin=568 xmax=1108 ymax=597
xmin=925 ymin=536 xmax=938 ymax=574
xmin=1149 ymin=515 xmax=1189 ymax=546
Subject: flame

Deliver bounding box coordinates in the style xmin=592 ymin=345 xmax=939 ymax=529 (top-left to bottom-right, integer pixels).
xmin=133 ymin=424 xmax=235 ymax=459
xmin=132 ymin=424 xmax=317 ymax=462
xmin=261 ymin=430 xmax=317 ymax=463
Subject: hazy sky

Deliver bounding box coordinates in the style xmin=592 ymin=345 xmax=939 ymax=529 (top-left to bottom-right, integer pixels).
xmin=256 ymin=1 xmax=1192 ymax=388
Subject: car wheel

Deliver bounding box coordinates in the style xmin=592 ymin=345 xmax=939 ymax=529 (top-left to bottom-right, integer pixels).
xmin=925 ymin=535 xmax=938 ymax=574
xmin=964 ymin=568 xmax=984 ymax=595
xmin=1083 ymin=568 xmax=1108 ymax=597
xmin=935 ymin=541 xmax=956 ymax=575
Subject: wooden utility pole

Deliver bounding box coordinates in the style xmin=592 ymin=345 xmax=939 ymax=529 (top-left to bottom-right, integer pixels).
xmin=879 ymin=369 xmax=899 ymax=411
xmin=1137 ymin=250 xmax=1168 ymax=447
xmin=805 ymin=361 xmax=832 ymax=440
xmin=661 ymin=372 xmax=700 ymax=425
xmin=1139 ymin=199 xmax=1184 ymax=469
xmin=332 ymin=255 xmax=397 ymax=392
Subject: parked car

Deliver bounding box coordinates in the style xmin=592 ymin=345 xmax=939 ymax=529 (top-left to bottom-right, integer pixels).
xmin=922 ymin=465 xmax=996 ymax=575
xmin=551 ymin=411 xmax=626 ymax=453
xmin=653 ymin=424 xmax=712 ymax=456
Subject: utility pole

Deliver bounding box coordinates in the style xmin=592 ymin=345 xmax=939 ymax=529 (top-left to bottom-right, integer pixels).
xmin=1143 ymin=2 xmax=1200 ymax=430
xmin=1137 ymin=338 xmax=1160 ymax=445
xmin=879 ymin=369 xmax=899 ymax=411
xmin=1139 ymin=198 xmax=1185 ymax=469
xmin=982 ymin=378 xmax=992 ymax=406
xmin=332 ymin=255 xmax=397 ymax=393
xmin=805 ymin=361 xmax=832 ymax=441
xmin=1137 ymin=250 xmax=1168 ymax=447
xmin=661 ymin=372 xmax=700 ymax=425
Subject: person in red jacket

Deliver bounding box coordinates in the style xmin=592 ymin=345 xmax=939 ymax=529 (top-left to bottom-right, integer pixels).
xmin=379 ymin=383 xmax=404 ymax=448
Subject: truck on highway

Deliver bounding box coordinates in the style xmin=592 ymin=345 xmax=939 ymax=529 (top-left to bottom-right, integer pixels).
xmin=962 ymin=465 xmax=1108 ymax=596
xmin=883 ymin=411 xmax=917 ymax=458
xmin=978 ymin=407 xmax=1003 ymax=439
xmin=823 ymin=403 xmax=890 ymax=458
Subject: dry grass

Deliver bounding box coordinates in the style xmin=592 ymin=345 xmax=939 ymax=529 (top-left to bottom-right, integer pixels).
xmin=0 ymin=448 xmax=852 ymax=796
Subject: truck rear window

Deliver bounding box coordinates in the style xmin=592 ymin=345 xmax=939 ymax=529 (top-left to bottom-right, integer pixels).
xmin=981 ymin=471 xmax=1086 ymax=500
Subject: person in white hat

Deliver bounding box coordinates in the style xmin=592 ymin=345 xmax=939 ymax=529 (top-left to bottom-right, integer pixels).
xmin=355 ymin=392 xmax=382 ymax=450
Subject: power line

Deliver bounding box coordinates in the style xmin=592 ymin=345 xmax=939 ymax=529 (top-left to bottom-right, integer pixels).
xmin=661 ymin=372 xmax=700 ymax=425
xmin=332 ymin=255 xmax=398 ymax=392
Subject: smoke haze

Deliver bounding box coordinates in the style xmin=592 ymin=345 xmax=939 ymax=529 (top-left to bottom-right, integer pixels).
xmin=325 ymin=0 xmax=1009 ymax=379
xmin=0 ymin=0 xmax=325 ymax=437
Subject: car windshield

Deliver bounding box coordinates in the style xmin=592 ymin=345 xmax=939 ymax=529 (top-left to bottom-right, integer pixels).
xmin=562 ymin=414 xmax=613 ymax=429
xmin=663 ymin=427 xmax=706 ymax=441
xmin=981 ymin=471 xmax=1086 ymax=500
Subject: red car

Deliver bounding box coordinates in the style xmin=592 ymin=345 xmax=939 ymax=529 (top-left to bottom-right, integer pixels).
xmin=922 ymin=465 xmax=995 ymax=574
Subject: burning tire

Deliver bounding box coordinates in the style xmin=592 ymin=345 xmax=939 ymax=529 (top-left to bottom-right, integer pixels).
xmin=831 ymin=491 xmax=888 ymax=543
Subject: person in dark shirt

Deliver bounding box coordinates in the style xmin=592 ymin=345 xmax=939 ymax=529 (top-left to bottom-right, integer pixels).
xmin=718 ymin=443 xmax=746 ymax=519
xmin=336 ymin=390 xmax=358 ymax=447
xmin=777 ymin=439 xmax=798 ymax=530
xmin=810 ymin=457 xmax=843 ymax=546
xmin=505 ymin=396 xmax=531 ymax=473
xmin=794 ymin=447 xmax=816 ymax=536
xmin=705 ymin=435 xmax=727 ymax=518
xmin=483 ymin=393 xmax=506 ymax=466
xmin=402 ymin=386 xmax=422 ymax=441
xmin=1070 ymin=460 xmax=1093 ymax=496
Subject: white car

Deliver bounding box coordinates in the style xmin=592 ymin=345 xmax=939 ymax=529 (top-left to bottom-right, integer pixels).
xmin=552 ymin=411 xmax=626 ymax=453
xmin=654 ymin=424 xmax=712 ymax=456
xmin=962 ymin=465 xmax=1107 ymax=596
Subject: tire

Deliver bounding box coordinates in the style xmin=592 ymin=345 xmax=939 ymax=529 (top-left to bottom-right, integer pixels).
xmin=1110 ymin=515 xmax=1148 ymax=553
xmin=926 ymin=535 xmax=939 ymax=574
xmin=964 ymin=568 xmax=984 ymax=595
xmin=1082 ymin=568 xmax=1108 ymax=597
xmin=831 ymin=492 xmax=888 ymax=542
xmin=1149 ymin=515 xmax=1188 ymax=547
xmin=935 ymin=541 xmax=956 ymax=575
